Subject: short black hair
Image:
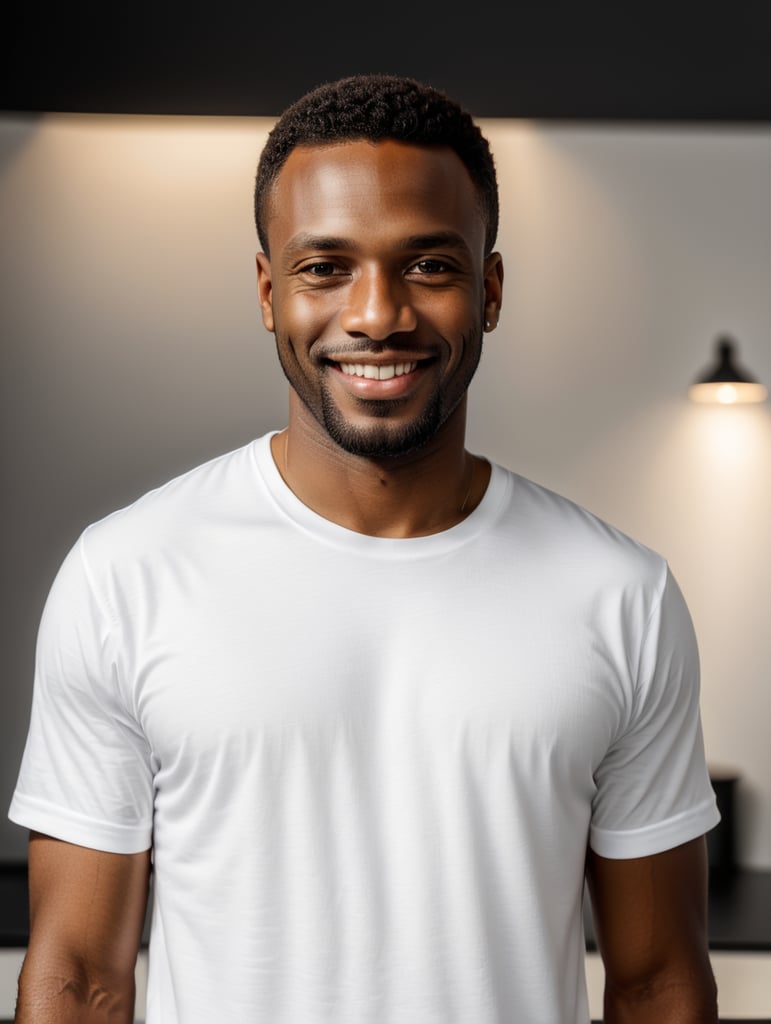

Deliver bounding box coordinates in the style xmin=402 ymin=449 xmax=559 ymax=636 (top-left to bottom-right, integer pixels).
xmin=254 ymin=73 xmax=499 ymax=257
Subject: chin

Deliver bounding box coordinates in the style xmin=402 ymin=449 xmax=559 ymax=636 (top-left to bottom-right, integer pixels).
xmin=321 ymin=399 xmax=442 ymax=459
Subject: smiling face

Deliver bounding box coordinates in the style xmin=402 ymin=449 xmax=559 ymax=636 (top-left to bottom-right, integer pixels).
xmin=256 ymin=139 xmax=503 ymax=459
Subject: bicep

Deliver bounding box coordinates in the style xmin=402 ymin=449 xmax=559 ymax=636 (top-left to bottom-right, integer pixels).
xmin=25 ymin=832 xmax=151 ymax=985
xmin=586 ymin=837 xmax=714 ymax=998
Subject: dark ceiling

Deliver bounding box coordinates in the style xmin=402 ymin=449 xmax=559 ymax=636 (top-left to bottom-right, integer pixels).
xmin=2 ymin=4 xmax=771 ymax=121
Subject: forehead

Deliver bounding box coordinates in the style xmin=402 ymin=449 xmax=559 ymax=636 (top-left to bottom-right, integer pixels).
xmin=265 ymin=139 xmax=485 ymax=255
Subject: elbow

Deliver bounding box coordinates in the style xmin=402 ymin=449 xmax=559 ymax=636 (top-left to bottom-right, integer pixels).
xmin=604 ymin=961 xmax=718 ymax=1022
xmin=17 ymin=949 xmax=136 ymax=1020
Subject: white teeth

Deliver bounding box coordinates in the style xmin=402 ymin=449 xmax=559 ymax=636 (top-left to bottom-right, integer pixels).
xmin=340 ymin=362 xmax=418 ymax=380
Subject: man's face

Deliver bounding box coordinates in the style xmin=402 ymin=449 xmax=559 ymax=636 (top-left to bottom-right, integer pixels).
xmin=256 ymin=139 xmax=502 ymax=458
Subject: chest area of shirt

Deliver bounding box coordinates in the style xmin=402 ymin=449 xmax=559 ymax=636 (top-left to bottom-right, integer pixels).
xmin=125 ymin=559 xmax=628 ymax=790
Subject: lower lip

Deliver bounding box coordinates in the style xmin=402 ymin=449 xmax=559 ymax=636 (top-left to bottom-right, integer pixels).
xmin=330 ymin=364 xmax=429 ymax=398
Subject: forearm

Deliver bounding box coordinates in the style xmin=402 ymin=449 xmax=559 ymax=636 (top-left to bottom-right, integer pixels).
xmin=15 ymin=952 xmax=136 ymax=1023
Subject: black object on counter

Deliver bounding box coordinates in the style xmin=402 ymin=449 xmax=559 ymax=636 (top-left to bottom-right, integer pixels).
xmin=708 ymin=767 xmax=740 ymax=882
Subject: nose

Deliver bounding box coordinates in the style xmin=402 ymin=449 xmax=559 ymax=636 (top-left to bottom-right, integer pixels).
xmin=339 ymin=267 xmax=417 ymax=339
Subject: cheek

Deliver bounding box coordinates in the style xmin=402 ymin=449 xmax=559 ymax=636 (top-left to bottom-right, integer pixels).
xmin=279 ymin=289 xmax=340 ymax=339
xmin=423 ymin=285 xmax=483 ymax=327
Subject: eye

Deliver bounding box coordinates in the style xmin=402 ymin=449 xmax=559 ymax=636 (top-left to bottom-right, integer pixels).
xmin=301 ymin=261 xmax=341 ymax=277
xmin=410 ymin=258 xmax=452 ymax=275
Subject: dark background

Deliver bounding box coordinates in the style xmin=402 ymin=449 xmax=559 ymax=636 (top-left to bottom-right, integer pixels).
xmin=2 ymin=3 xmax=771 ymax=121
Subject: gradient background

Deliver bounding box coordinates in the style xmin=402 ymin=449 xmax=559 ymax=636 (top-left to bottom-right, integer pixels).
xmin=1 ymin=112 xmax=770 ymax=870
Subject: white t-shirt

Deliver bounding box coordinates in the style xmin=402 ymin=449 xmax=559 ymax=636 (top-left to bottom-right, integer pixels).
xmin=9 ymin=433 xmax=719 ymax=1023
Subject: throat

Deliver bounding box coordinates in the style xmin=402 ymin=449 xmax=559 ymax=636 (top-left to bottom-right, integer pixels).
xmin=272 ymin=430 xmax=488 ymax=538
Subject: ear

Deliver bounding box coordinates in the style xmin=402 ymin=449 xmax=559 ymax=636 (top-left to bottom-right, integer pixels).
xmin=255 ymin=252 xmax=275 ymax=332
xmin=482 ymin=252 xmax=504 ymax=332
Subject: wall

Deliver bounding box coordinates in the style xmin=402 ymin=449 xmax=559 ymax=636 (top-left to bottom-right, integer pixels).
xmin=1 ymin=114 xmax=770 ymax=867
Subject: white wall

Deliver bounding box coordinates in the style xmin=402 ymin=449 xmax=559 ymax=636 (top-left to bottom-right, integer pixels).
xmin=1 ymin=114 xmax=770 ymax=867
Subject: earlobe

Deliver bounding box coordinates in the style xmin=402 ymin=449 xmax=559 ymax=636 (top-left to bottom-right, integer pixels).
xmin=255 ymin=253 xmax=275 ymax=332
xmin=484 ymin=303 xmax=499 ymax=332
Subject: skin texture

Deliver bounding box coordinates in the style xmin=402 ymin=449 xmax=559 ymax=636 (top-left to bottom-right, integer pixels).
xmin=17 ymin=136 xmax=717 ymax=1021
xmin=586 ymin=837 xmax=718 ymax=1022
xmin=256 ymin=139 xmax=504 ymax=538
xmin=15 ymin=834 xmax=150 ymax=1022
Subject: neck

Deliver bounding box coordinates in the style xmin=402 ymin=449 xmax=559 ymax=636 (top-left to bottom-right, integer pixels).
xmin=271 ymin=394 xmax=490 ymax=538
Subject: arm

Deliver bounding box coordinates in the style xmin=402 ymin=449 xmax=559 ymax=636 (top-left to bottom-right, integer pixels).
xmin=15 ymin=832 xmax=151 ymax=1023
xmin=586 ymin=836 xmax=718 ymax=1023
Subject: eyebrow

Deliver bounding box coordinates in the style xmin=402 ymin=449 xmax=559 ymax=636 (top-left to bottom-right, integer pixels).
xmin=284 ymin=234 xmax=352 ymax=256
xmin=282 ymin=230 xmax=472 ymax=263
xmin=400 ymin=232 xmax=471 ymax=254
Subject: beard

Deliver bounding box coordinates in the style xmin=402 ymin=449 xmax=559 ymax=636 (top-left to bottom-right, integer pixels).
xmin=276 ymin=325 xmax=483 ymax=459
xmin=319 ymin=387 xmax=443 ymax=458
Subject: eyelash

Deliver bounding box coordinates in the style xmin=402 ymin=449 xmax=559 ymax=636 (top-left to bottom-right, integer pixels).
xmin=299 ymin=259 xmax=452 ymax=278
xmin=303 ymin=262 xmax=339 ymax=277
xmin=412 ymin=259 xmax=450 ymax=275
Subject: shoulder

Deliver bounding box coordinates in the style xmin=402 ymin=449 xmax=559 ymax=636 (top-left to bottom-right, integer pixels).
xmin=80 ymin=437 xmax=265 ymax=560
xmin=495 ymin=465 xmax=665 ymax=584
xmin=50 ymin=437 xmax=278 ymax=617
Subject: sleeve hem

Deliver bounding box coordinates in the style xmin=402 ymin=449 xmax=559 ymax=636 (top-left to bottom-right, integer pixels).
xmin=589 ymin=795 xmax=721 ymax=859
xmin=8 ymin=791 xmax=152 ymax=855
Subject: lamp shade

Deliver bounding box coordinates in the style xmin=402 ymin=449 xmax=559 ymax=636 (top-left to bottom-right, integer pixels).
xmin=689 ymin=335 xmax=768 ymax=405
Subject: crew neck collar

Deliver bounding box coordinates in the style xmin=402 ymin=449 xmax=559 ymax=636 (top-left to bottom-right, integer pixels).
xmin=251 ymin=432 xmax=509 ymax=557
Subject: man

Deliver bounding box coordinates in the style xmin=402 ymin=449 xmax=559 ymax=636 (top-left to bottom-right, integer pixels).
xmin=9 ymin=73 xmax=720 ymax=1022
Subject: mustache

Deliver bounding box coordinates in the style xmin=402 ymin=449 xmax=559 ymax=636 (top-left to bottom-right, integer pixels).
xmin=313 ymin=337 xmax=426 ymax=358
xmin=308 ymin=329 xmax=481 ymax=360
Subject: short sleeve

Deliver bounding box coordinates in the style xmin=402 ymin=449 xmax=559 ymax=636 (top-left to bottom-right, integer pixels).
xmin=590 ymin=565 xmax=720 ymax=858
xmin=8 ymin=533 xmax=154 ymax=853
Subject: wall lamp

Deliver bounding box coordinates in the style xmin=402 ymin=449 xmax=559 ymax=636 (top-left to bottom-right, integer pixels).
xmin=689 ymin=335 xmax=768 ymax=405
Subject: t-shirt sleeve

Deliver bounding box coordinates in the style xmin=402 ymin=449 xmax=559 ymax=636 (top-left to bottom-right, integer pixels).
xmin=589 ymin=564 xmax=720 ymax=859
xmin=8 ymin=532 xmax=154 ymax=854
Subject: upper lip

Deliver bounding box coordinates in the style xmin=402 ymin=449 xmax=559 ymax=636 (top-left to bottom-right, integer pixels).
xmin=325 ymin=353 xmax=433 ymax=365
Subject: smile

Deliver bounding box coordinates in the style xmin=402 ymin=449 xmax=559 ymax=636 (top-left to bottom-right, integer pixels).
xmin=338 ymin=362 xmax=418 ymax=380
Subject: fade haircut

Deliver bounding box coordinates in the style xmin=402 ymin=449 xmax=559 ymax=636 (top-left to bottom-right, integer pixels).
xmin=254 ymin=73 xmax=499 ymax=257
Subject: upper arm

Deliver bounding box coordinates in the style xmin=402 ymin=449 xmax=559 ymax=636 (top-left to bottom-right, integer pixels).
xmin=22 ymin=832 xmax=151 ymax=1003
xmin=586 ymin=836 xmax=717 ymax=1017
